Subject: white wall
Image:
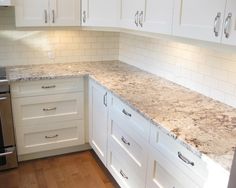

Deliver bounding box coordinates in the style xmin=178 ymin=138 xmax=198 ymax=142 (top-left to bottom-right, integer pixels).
xmin=119 ymin=32 xmax=236 ymax=108
xmin=0 ymin=7 xmax=119 ymax=66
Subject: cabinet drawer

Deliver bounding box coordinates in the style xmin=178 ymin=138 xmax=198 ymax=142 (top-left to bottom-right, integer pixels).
xmin=11 ymin=78 xmax=84 ymax=97
xmin=15 ymin=119 xmax=84 ymax=155
xmin=150 ymin=124 xmax=207 ymax=182
xmin=109 ymin=115 xmax=148 ymax=168
xmin=107 ymin=137 xmax=146 ymax=188
xmin=147 ymin=146 xmax=200 ymax=188
xmin=12 ymin=92 xmax=84 ymax=125
xmin=111 ymin=96 xmax=150 ymax=141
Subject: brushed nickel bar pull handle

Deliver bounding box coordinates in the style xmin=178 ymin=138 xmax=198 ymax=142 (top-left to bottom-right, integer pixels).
xmin=120 ymin=170 xmax=128 ymax=179
xmin=43 ymin=107 xmax=57 ymax=112
xmin=103 ymin=92 xmax=107 ymax=107
xmin=0 ymin=97 xmax=7 ymax=101
xmin=44 ymin=10 xmax=48 ymax=24
xmin=52 ymin=9 xmax=55 ymax=23
xmin=224 ymin=13 xmax=232 ymax=38
xmin=122 ymin=109 xmax=131 ymax=117
xmin=214 ymin=12 xmax=221 ymax=37
xmin=0 ymin=151 xmax=13 ymax=157
xmin=42 ymin=85 xmax=56 ymax=89
xmin=83 ymin=10 xmax=86 ymax=23
xmin=178 ymin=152 xmax=194 ymax=166
xmin=121 ymin=136 xmax=130 ymax=146
xmin=139 ymin=11 xmax=144 ymax=27
xmin=135 ymin=11 xmax=139 ymax=27
xmin=45 ymin=134 xmax=58 ymax=139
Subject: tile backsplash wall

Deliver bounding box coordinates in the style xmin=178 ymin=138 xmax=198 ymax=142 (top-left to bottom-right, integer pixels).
xmin=0 ymin=7 xmax=119 ymax=66
xmin=119 ymin=32 xmax=236 ymax=108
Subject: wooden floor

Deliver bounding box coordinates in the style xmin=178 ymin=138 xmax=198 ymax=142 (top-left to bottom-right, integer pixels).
xmin=0 ymin=150 xmax=120 ymax=188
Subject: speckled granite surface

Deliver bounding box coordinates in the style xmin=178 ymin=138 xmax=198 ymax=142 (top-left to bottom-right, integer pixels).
xmin=7 ymin=61 xmax=236 ymax=171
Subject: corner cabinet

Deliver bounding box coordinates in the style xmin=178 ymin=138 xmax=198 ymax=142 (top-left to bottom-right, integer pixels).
xmin=88 ymin=79 xmax=110 ymax=166
xmin=15 ymin=0 xmax=81 ymax=27
xmin=81 ymin=0 xmax=120 ymax=27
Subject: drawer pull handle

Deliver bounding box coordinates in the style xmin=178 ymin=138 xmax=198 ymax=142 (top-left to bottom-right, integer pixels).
xmin=178 ymin=152 xmax=194 ymax=166
xmin=42 ymin=85 xmax=56 ymax=89
xmin=120 ymin=170 xmax=128 ymax=179
xmin=121 ymin=136 xmax=130 ymax=146
xmin=45 ymin=134 xmax=58 ymax=139
xmin=122 ymin=109 xmax=132 ymax=117
xmin=43 ymin=107 xmax=57 ymax=112
xmin=103 ymin=92 xmax=108 ymax=107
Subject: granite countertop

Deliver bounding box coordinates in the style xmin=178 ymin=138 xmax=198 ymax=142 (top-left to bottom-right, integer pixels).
xmin=7 ymin=60 xmax=236 ymax=171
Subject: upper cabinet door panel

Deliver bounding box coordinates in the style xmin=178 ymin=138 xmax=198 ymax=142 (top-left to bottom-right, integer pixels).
xmin=50 ymin=0 xmax=81 ymax=26
xmin=120 ymin=0 xmax=145 ymax=30
xmin=81 ymin=0 xmax=120 ymax=27
xmin=15 ymin=0 xmax=49 ymax=27
xmin=143 ymin=0 xmax=174 ymax=34
xmin=221 ymin=0 xmax=236 ymax=46
xmin=173 ymin=0 xmax=226 ymax=42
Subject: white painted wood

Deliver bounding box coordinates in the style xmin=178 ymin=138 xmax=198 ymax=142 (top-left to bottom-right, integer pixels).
xmin=12 ymin=92 xmax=84 ymax=126
xmin=120 ymin=0 xmax=145 ymax=30
xmin=146 ymin=145 xmax=200 ymax=188
xmin=221 ymin=0 xmax=236 ymax=46
xmin=89 ymin=79 xmax=109 ymax=166
xmin=15 ymin=119 xmax=85 ymax=155
xmin=173 ymin=0 xmax=226 ymax=43
xmin=142 ymin=0 xmax=174 ymax=34
xmin=11 ymin=78 xmax=84 ymax=98
xmin=111 ymin=96 xmax=150 ymax=141
xmin=81 ymin=0 xmax=120 ymax=27
xmin=50 ymin=0 xmax=80 ymax=26
xmin=15 ymin=0 xmax=50 ymax=27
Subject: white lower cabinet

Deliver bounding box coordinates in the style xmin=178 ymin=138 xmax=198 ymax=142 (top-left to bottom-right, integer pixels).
xmin=88 ymin=79 xmax=109 ymax=166
xmin=147 ymin=146 xmax=200 ymax=188
xmin=11 ymin=78 xmax=85 ymax=157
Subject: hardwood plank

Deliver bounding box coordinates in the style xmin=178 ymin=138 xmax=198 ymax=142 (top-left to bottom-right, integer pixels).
xmin=0 ymin=150 xmax=120 ymax=188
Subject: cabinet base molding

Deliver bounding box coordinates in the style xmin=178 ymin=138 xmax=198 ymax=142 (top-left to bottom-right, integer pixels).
xmin=18 ymin=144 xmax=91 ymax=162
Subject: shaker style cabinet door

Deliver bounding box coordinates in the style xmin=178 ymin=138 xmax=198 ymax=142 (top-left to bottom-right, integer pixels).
xmin=173 ymin=0 xmax=226 ymax=43
xmin=120 ymin=0 xmax=145 ymax=30
xmin=221 ymin=0 xmax=236 ymax=46
xmin=50 ymin=0 xmax=81 ymax=26
xmin=143 ymin=0 xmax=174 ymax=35
xmin=89 ymin=79 xmax=109 ymax=166
xmin=15 ymin=0 xmax=49 ymax=27
xmin=81 ymin=0 xmax=120 ymax=27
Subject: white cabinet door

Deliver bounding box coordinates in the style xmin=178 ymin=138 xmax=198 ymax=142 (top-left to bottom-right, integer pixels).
xmin=50 ymin=0 xmax=80 ymax=26
xmin=120 ymin=0 xmax=145 ymax=30
xmin=143 ymin=0 xmax=174 ymax=35
xmin=89 ymin=79 xmax=109 ymax=166
xmin=221 ymin=0 xmax=236 ymax=46
xmin=173 ymin=0 xmax=226 ymax=42
xmin=81 ymin=0 xmax=120 ymax=27
xmin=15 ymin=0 xmax=49 ymax=27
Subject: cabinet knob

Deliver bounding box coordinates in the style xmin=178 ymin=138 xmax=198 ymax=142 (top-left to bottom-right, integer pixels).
xmin=45 ymin=134 xmax=58 ymax=139
xmin=44 ymin=10 xmax=48 ymax=24
xmin=134 ymin=11 xmax=139 ymax=27
xmin=178 ymin=152 xmax=194 ymax=166
xmin=120 ymin=170 xmax=128 ymax=179
xmin=83 ymin=11 xmax=87 ymax=23
xmin=122 ymin=109 xmax=132 ymax=117
xmin=52 ymin=10 xmax=55 ymax=23
xmin=139 ymin=11 xmax=144 ymax=27
xmin=214 ymin=12 xmax=221 ymax=37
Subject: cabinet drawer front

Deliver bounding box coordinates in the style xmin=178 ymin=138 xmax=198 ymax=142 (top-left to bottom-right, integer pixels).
xmin=12 ymin=92 xmax=84 ymax=125
xmin=11 ymin=78 xmax=84 ymax=97
xmin=150 ymin=124 xmax=207 ymax=182
xmin=109 ymin=118 xmax=147 ymax=168
xmin=147 ymin=146 xmax=200 ymax=188
xmin=111 ymin=96 xmax=150 ymax=141
xmin=15 ymin=119 xmax=84 ymax=155
xmin=107 ymin=138 xmax=146 ymax=188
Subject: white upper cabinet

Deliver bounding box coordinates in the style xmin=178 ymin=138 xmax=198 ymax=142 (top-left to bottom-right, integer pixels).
xmin=120 ymin=0 xmax=145 ymax=30
xmin=221 ymin=0 xmax=236 ymax=46
xmin=81 ymin=0 xmax=120 ymax=27
xmin=173 ymin=0 xmax=227 ymax=43
xmin=15 ymin=0 xmax=80 ymax=27
xmin=143 ymin=0 xmax=174 ymax=35
xmin=15 ymin=0 xmax=49 ymax=26
xmin=49 ymin=0 xmax=80 ymax=26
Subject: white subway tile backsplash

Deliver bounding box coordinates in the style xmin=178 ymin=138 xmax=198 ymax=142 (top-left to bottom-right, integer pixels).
xmin=119 ymin=32 xmax=236 ymax=108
